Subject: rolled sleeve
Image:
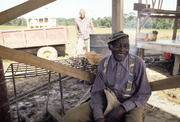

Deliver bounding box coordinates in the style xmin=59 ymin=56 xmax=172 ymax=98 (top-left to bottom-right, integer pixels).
xmin=121 ymin=100 xmax=136 ymax=112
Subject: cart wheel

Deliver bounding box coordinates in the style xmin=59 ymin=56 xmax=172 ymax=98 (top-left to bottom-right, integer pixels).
xmin=37 ymin=47 xmax=58 ymax=60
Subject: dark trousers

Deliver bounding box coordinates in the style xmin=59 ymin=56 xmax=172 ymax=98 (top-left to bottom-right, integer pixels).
xmin=64 ymin=101 xmax=143 ymax=122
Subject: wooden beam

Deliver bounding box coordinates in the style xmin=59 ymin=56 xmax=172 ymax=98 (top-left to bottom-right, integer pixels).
xmin=151 ymin=76 xmax=180 ymax=91
xmin=0 ymin=0 xmax=56 ymax=25
xmin=172 ymin=0 xmax=180 ymax=40
xmin=112 ymin=0 xmax=123 ymax=33
xmin=139 ymin=13 xmax=151 ymax=29
xmin=0 ymin=45 xmax=91 ymax=82
xmin=0 ymin=60 xmax=12 ymax=122
xmin=48 ymin=108 xmax=63 ymax=122
xmin=173 ymin=55 xmax=180 ymax=76
xmin=141 ymin=8 xmax=180 ymax=15
xmin=137 ymin=41 xmax=180 ymax=55
xmin=140 ymin=15 xmax=177 ymax=18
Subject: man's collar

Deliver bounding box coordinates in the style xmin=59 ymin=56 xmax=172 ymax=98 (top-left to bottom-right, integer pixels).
xmin=78 ymin=17 xmax=86 ymax=21
xmin=111 ymin=54 xmax=129 ymax=71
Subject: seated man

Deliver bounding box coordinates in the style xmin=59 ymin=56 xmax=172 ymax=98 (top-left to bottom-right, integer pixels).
xmin=64 ymin=31 xmax=152 ymax=122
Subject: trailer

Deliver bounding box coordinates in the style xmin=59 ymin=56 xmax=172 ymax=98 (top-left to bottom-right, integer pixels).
xmin=0 ymin=27 xmax=69 ymax=60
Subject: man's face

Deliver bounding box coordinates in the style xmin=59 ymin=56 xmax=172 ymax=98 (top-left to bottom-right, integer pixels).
xmin=79 ymin=10 xmax=85 ymax=18
xmin=109 ymin=37 xmax=130 ymax=62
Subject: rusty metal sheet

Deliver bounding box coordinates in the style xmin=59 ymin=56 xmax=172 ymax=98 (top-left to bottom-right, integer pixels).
xmin=2 ymin=30 xmax=26 ymax=48
xmin=0 ymin=27 xmax=68 ymax=49
xmin=46 ymin=27 xmax=68 ymax=45
xmin=25 ymin=29 xmax=46 ymax=47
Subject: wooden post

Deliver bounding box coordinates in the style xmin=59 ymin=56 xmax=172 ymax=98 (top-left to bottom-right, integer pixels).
xmin=139 ymin=48 xmax=145 ymax=59
xmin=173 ymin=55 xmax=180 ymax=76
xmin=172 ymin=0 xmax=180 ymax=40
xmin=0 ymin=59 xmax=12 ymax=122
xmin=135 ymin=0 xmax=142 ymax=55
xmin=112 ymin=0 xmax=124 ymax=33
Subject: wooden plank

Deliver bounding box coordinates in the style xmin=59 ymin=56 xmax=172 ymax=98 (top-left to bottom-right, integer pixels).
xmin=48 ymin=108 xmax=63 ymax=122
xmin=173 ymin=55 xmax=180 ymax=76
xmin=0 ymin=45 xmax=91 ymax=82
xmin=141 ymin=8 xmax=180 ymax=15
xmin=140 ymin=15 xmax=177 ymax=18
xmin=137 ymin=41 xmax=180 ymax=55
xmin=139 ymin=13 xmax=151 ymax=29
xmin=151 ymin=76 xmax=180 ymax=91
xmin=0 ymin=0 xmax=56 ymax=25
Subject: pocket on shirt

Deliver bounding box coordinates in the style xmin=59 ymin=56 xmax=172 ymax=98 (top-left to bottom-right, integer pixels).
xmin=123 ymin=82 xmax=136 ymax=96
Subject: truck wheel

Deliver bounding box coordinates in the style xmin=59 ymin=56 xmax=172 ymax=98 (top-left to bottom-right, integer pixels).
xmin=37 ymin=47 xmax=58 ymax=60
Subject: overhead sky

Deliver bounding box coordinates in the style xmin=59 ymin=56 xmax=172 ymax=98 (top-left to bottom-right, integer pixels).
xmin=0 ymin=0 xmax=177 ymax=19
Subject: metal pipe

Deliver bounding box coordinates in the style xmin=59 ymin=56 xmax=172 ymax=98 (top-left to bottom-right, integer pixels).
xmin=59 ymin=73 xmax=64 ymax=115
xmin=11 ymin=64 xmax=20 ymax=122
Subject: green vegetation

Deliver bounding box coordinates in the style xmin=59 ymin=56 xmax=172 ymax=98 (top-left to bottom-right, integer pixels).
xmin=57 ymin=18 xmax=75 ymax=26
xmin=1 ymin=13 xmax=175 ymax=30
xmin=0 ymin=25 xmax=26 ymax=30
xmin=3 ymin=17 xmax=27 ymax=26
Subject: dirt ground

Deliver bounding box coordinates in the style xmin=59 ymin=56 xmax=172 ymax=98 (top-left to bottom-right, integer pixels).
xmin=4 ymin=57 xmax=180 ymax=122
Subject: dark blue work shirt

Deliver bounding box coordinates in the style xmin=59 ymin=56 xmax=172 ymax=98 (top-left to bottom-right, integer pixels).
xmin=90 ymin=54 xmax=152 ymax=120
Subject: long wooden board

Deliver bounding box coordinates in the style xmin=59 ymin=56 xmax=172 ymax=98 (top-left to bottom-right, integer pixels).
xmin=137 ymin=41 xmax=180 ymax=55
xmin=151 ymin=76 xmax=180 ymax=91
xmin=0 ymin=45 xmax=91 ymax=81
xmin=0 ymin=0 xmax=56 ymax=25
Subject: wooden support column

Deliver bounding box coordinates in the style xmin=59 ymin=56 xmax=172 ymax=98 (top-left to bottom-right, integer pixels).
xmin=172 ymin=0 xmax=180 ymax=40
xmin=135 ymin=0 xmax=143 ymax=55
xmin=0 ymin=59 xmax=11 ymax=122
xmin=0 ymin=0 xmax=56 ymax=25
xmin=173 ymin=55 xmax=180 ymax=76
xmin=112 ymin=0 xmax=124 ymax=33
xmin=139 ymin=48 xmax=145 ymax=60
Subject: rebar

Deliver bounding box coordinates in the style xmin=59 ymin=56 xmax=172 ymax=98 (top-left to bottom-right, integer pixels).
xmin=59 ymin=73 xmax=64 ymax=115
xmin=45 ymin=71 xmax=51 ymax=113
xmin=11 ymin=64 xmax=20 ymax=122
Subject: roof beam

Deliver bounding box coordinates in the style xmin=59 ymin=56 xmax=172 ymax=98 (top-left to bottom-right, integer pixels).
xmin=0 ymin=0 xmax=56 ymax=25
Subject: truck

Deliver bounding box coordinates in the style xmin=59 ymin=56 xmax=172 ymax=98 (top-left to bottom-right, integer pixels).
xmin=0 ymin=17 xmax=69 ymax=60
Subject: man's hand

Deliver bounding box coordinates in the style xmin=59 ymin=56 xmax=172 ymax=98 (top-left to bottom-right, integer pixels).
xmin=104 ymin=105 xmax=126 ymax=121
xmin=95 ymin=118 xmax=105 ymax=122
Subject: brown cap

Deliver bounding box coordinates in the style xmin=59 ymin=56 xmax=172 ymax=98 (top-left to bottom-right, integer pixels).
xmin=108 ymin=31 xmax=129 ymax=44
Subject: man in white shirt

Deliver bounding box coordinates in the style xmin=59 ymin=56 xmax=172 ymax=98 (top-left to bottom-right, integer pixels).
xmin=75 ymin=9 xmax=94 ymax=55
